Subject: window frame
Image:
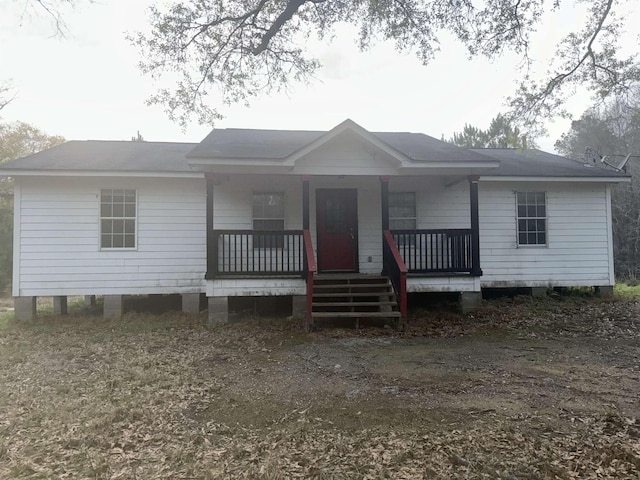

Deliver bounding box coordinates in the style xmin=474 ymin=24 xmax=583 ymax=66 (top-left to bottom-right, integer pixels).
xmin=100 ymin=188 xmax=137 ymax=250
xmin=252 ymin=192 xmax=286 ymax=249
xmin=515 ymin=191 xmax=547 ymax=247
xmin=388 ymin=191 xmax=417 ymax=231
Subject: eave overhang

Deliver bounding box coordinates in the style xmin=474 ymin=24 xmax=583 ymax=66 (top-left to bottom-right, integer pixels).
xmin=479 ymin=175 xmax=631 ymax=183
xmin=0 ymin=169 xmax=205 ymax=179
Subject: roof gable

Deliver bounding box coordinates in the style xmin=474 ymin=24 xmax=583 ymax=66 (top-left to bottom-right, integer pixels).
xmin=284 ymin=119 xmax=409 ymax=167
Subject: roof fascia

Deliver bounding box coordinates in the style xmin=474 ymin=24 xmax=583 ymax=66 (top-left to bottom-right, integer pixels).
xmin=480 ymin=175 xmax=630 ymax=183
xmin=0 ymin=169 xmax=204 ymax=178
xmin=283 ymin=119 xmax=411 ymax=167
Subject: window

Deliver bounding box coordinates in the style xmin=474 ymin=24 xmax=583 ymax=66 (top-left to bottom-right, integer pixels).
xmin=389 ymin=192 xmax=416 ymax=230
xmin=516 ymin=192 xmax=546 ymax=246
xmin=389 ymin=192 xmax=417 ymax=246
xmin=252 ymin=192 xmax=284 ymax=248
xmin=101 ymin=189 xmax=136 ymax=249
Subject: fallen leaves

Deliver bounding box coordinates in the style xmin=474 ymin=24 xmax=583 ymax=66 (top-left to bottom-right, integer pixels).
xmin=0 ymin=298 xmax=638 ymax=478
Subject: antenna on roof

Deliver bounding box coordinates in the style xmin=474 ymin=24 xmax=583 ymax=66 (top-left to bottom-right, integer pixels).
xmin=601 ymin=153 xmax=636 ymax=172
xmin=584 ymin=146 xmax=601 ymax=166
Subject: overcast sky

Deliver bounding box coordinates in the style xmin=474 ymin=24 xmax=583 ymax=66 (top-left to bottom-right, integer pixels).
xmin=1 ymin=1 xmax=638 ymax=152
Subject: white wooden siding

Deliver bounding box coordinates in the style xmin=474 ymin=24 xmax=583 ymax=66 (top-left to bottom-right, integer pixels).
xmin=479 ymin=182 xmax=613 ymax=287
xmin=209 ymin=175 xmax=614 ymax=295
xmin=207 ymin=278 xmax=305 ymax=297
xmin=14 ymin=176 xmax=206 ymax=296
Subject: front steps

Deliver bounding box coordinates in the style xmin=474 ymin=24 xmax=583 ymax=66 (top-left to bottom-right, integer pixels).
xmin=311 ymin=274 xmax=402 ymax=329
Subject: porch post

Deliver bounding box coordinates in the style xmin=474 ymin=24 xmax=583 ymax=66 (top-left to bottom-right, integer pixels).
xmin=468 ymin=176 xmax=482 ymax=276
xmin=380 ymin=176 xmax=390 ymax=276
xmin=205 ymin=173 xmax=216 ymax=279
xmin=380 ymin=176 xmax=390 ymax=230
xmin=302 ymin=175 xmax=310 ymax=230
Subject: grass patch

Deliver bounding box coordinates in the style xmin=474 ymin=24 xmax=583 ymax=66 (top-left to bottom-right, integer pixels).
xmin=614 ymin=282 xmax=640 ymax=299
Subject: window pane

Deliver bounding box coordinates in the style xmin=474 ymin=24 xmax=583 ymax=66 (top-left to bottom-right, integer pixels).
xmin=101 ymin=235 xmax=112 ymax=248
xmin=113 ymin=190 xmax=124 ymax=203
xmin=536 ymin=219 xmax=546 ymax=232
xmin=125 ymin=219 xmax=135 ymax=234
xmin=101 ymin=219 xmax=112 ymax=234
xmin=125 ymin=203 xmax=135 ymax=217
xmin=527 ymin=233 xmax=537 ymax=244
xmin=253 ymin=193 xmax=284 ymax=219
xmin=526 ymin=205 xmax=537 ymax=217
xmin=254 ymin=219 xmax=284 ymax=231
xmin=325 ymin=198 xmax=347 ymax=233
xmin=124 ymin=234 xmax=135 ymax=248
xmin=538 ymin=233 xmax=546 ymax=244
xmin=519 ymin=233 xmax=527 ymax=245
xmin=112 ymin=235 xmax=124 ymax=248
xmin=101 ymin=190 xmax=112 ymax=203
xmin=124 ymin=190 xmax=136 ymax=201
xmin=101 ymin=204 xmax=112 ymax=217
xmin=390 ymin=219 xmax=416 ymax=230
xmin=113 ymin=203 xmax=124 ymax=217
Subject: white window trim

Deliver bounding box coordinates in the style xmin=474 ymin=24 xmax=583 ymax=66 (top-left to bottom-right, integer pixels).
xmin=515 ymin=191 xmax=548 ymax=248
xmin=99 ymin=188 xmax=138 ymax=251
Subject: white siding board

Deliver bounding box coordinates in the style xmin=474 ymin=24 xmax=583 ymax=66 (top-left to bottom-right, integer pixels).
xmin=207 ymin=278 xmax=305 ymax=297
xmin=15 ymin=176 xmax=206 ymax=296
xmin=407 ymin=276 xmax=477 ymax=293
xmin=479 ymin=181 xmax=613 ymax=288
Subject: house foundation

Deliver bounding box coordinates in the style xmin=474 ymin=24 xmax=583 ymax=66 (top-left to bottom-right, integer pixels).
xmin=530 ymin=287 xmax=548 ymax=297
xmin=291 ymin=295 xmax=306 ymax=320
xmin=103 ymin=295 xmax=123 ymax=319
xmin=14 ymin=296 xmax=37 ymax=321
xmin=181 ymin=293 xmax=201 ymax=314
xmin=53 ymin=296 xmax=68 ymax=315
xmin=84 ymin=295 xmax=96 ymax=306
xmin=595 ymin=285 xmax=614 ymax=297
xmin=459 ymin=291 xmax=482 ymax=313
xmin=208 ymin=296 xmax=228 ymax=325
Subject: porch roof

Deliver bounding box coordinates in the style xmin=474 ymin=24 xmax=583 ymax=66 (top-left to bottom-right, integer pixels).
xmin=187 ymin=120 xmax=492 ymax=164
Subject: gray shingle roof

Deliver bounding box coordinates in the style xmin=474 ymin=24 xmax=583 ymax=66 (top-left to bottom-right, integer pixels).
xmin=0 ymin=130 xmax=628 ymax=180
xmin=187 ymin=128 xmax=493 ymax=163
xmin=1 ymin=141 xmax=197 ymax=172
xmin=470 ymin=148 xmax=629 ymax=178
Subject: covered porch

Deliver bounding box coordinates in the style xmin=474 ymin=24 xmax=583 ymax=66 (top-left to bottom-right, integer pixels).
xmin=204 ymin=174 xmax=483 ymax=328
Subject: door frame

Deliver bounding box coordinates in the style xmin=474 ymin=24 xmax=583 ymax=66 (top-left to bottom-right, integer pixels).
xmin=315 ymin=188 xmax=359 ymax=273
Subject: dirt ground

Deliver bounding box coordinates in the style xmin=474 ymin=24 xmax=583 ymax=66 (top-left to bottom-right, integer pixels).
xmin=0 ymin=293 xmax=638 ymax=478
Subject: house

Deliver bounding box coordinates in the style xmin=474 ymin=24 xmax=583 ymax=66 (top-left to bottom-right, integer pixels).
xmin=0 ymin=119 xmax=630 ymax=327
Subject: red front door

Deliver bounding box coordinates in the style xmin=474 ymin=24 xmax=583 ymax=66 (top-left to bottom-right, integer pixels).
xmin=316 ymin=189 xmax=358 ymax=272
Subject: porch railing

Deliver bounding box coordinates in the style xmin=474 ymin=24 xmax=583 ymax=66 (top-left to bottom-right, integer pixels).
xmin=390 ymin=229 xmax=474 ymax=274
xmin=383 ymin=231 xmax=408 ymax=316
xmin=208 ymin=230 xmax=304 ymax=277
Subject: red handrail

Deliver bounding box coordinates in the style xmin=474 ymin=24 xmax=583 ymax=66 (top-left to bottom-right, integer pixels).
xmin=383 ymin=230 xmax=408 ymax=316
xmin=303 ymin=230 xmax=316 ymax=330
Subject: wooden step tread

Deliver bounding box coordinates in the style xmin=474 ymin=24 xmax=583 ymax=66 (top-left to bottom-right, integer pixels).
xmin=314 ymin=274 xmax=388 ymax=280
xmin=313 ymin=292 xmax=396 ymax=298
xmin=313 ymin=283 xmax=391 ymax=290
xmin=311 ymin=311 xmax=402 ymax=318
xmin=312 ymin=301 xmax=397 ymax=307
